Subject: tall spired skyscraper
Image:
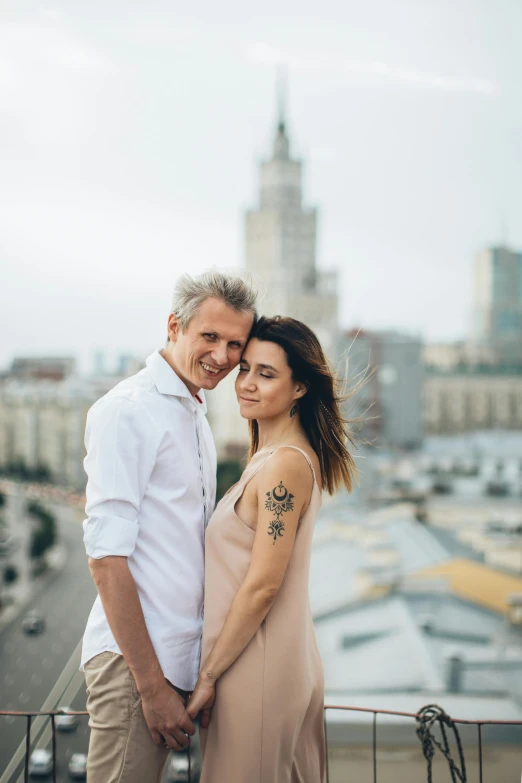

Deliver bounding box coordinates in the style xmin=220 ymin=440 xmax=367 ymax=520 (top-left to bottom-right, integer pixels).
xmin=472 ymin=245 xmax=522 ymax=367
xmin=207 ymin=85 xmax=340 ymax=458
xmin=245 ymin=89 xmax=339 ymax=354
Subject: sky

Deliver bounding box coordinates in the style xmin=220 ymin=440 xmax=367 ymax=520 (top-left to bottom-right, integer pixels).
xmin=1 ymin=0 xmax=521 ymax=372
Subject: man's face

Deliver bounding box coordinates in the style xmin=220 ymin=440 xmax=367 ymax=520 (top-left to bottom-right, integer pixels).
xmin=165 ymin=297 xmax=254 ymax=395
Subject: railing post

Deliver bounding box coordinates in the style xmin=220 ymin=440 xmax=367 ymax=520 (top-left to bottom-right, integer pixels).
xmin=324 ymin=708 xmax=330 ymax=783
xmin=24 ymin=714 xmax=32 ymax=783
xmin=372 ymin=711 xmax=377 ymax=783
xmin=51 ymin=713 xmax=57 ymax=783
xmin=477 ymin=724 xmax=483 ymax=783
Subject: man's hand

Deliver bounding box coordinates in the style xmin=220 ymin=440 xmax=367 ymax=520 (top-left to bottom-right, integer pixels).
xmin=141 ymin=681 xmax=196 ymax=751
xmin=186 ymin=677 xmax=216 ymax=729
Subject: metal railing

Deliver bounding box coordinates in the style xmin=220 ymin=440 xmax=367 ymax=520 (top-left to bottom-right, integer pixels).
xmin=2 ymin=704 xmax=522 ymax=783
xmin=0 ymin=708 xmax=87 ymax=783
xmin=324 ymin=703 xmax=522 ymax=783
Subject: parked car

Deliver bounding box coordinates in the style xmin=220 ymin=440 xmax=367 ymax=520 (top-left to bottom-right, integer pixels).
xmin=0 ymin=534 xmax=15 ymax=556
xmin=166 ymin=754 xmax=189 ymax=782
xmin=28 ymin=748 xmax=52 ymax=777
xmin=68 ymin=753 xmax=87 ymax=779
xmin=166 ymin=750 xmax=201 ymax=783
xmin=55 ymin=706 xmax=77 ymax=731
xmin=486 ymin=479 xmax=510 ymax=497
xmin=22 ymin=611 xmax=45 ymax=635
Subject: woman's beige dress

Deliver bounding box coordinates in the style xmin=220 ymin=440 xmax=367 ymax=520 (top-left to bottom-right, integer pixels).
xmin=199 ymin=445 xmax=326 ymax=783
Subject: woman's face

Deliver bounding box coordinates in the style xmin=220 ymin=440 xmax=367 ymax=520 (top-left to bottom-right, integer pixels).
xmin=235 ymin=338 xmax=304 ymax=421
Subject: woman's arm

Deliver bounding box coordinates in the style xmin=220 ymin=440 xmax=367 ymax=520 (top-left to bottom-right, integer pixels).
xmin=187 ymin=448 xmax=312 ymax=724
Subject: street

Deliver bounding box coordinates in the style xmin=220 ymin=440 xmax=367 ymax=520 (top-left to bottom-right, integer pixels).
xmin=0 ymin=492 xmax=96 ymax=781
xmin=0 ymin=490 xmax=196 ymax=783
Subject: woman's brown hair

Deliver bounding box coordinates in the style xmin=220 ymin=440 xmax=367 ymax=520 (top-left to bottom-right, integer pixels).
xmin=247 ymin=316 xmax=358 ymax=495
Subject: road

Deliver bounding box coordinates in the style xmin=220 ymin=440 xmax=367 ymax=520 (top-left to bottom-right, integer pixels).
xmin=0 ymin=491 xmax=197 ymax=782
xmin=0 ymin=491 xmax=96 ymax=780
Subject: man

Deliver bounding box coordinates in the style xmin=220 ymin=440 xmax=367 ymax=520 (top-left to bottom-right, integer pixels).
xmin=81 ymin=271 xmax=257 ymax=782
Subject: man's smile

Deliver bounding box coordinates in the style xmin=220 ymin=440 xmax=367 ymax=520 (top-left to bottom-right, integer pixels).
xmin=200 ymin=361 xmax=222 ymax=376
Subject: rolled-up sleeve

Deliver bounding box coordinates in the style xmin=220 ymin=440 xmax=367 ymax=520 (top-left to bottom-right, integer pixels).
xmin=83 ymin=395 xmax=160 ymax=559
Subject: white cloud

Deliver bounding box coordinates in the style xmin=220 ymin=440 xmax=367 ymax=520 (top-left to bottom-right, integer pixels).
xmin=0 ymin=22 xmax=109 ymax=75
xmin=0 ymin=193 xmax=239 ymax=291
xmin=0 ymin=20 xmax=109 ymax=116
xmin=248 ymin=42 xmax=497 ymax=95
xmin=309 ymin=146 xmax=338 ymax=163
xmin=0 ymin=21 xmax=111 ymax=144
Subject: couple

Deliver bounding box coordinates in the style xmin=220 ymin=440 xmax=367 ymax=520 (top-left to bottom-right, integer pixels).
xmin=81 ymin=271 xmax=357 ymax=783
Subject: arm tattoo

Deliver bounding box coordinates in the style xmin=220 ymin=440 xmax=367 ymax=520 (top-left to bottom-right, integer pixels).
xmin=265 ymin=482 xmax=294 ymax=544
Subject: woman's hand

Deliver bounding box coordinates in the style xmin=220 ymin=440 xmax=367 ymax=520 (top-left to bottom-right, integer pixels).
xmin=186 ymin=675 xmax=216 ymax=729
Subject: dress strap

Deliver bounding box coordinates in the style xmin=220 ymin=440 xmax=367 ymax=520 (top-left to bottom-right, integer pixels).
xmin=266 ymin=445 xmax=317 ymax=486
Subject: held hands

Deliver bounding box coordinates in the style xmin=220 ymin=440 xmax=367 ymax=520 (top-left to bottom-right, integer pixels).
xmin=141 ymin=680 xmax=196 ymax=751
xmin=186 ymin=674 xmax=216 ymax=729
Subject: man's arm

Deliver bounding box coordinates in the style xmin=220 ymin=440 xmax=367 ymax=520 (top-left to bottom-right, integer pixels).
xmin=88 ymin=556 xmax=194 ymax=749
xmin=83 ymin=396 xmax=195 ymax=750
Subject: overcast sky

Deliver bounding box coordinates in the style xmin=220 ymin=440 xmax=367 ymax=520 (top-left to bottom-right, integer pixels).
xmin=1 ymin=0 xmax=521 ymax=371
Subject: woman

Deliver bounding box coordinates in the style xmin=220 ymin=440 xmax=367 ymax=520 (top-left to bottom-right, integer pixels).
xmin=187 ymin=316 xmax=357 ymax=783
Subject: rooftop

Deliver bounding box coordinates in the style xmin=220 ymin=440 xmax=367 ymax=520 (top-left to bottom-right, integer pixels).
xmin=311 ymin=494 xmax=522 ymax=723
xmin=417 ymin=558 xmax=522 ymax=615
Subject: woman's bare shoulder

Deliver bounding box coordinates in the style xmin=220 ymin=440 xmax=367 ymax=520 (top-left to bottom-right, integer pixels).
xmin=257 ymin=445 xmax=319 ymax=489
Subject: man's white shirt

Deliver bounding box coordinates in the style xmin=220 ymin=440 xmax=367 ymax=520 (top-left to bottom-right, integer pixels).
xmin=81 ymin=349 xmax=217 ymax=691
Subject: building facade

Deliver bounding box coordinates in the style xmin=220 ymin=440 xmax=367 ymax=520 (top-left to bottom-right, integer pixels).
xmin=472 ymin=245 xmax=522 ymax=367
xmin=9 ymin=356 xmax=76 ymax=382
xmin=244 ymin=115 xmax=338 ymax=353
xmin=337 ymin=329 xmax=424 ymax=450
xmin=208 ymin=102 xmax=340 ymax=459
xmin=0 ymin=375 xmax=122 ymax=489
xmin=424 ymin=368 xmax=522 ymax=434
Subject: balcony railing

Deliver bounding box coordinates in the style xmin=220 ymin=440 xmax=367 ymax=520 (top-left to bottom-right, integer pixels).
xmin=2 ymin=704 xmax=522 ymax=783
xmin=323 ymin=703 xmax=522 ymax=783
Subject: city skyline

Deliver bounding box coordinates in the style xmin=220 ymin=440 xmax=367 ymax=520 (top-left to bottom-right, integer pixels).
xmin=1 ymin=0 xmax=521 ymax=371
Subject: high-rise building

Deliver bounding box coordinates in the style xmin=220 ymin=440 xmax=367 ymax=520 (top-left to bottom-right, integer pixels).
xmin=245 ymin=100 xmax=338 ymax=354
xmin=0 ymin=377 xmax=104 ymax=488
xmin=208 ymin=89 xmax=340 ymax=459
xmin=472 ymin=245 xmax=522 ymax=367
xmin=10 ymin=357 xmax=76 ymax=382
xmin=423 ymin=368 xmax=522 ymax=433
xmin=0 ymin=364 xmax=145 ymax=488
xmin=337 ymin=329 xmax=424 ymax=450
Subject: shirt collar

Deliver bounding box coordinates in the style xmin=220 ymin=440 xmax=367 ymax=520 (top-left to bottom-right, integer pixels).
xmin=195 ymin=390 xmax=207 ymax=415
xmin=146 ymin=350 xmax=207 ymax=413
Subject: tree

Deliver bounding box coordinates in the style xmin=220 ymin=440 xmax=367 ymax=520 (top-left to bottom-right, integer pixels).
xmin=216 ymin=460 xmax=243 ymax=503
xmin=2 ymin=461 xmax=52 ymax=483
xmin=3 ymin=564 xmax=18 ymax=586
xmin=30 ymin=525 xmax=55 ymax=559
xmin=27 ymin=501 xmax=57 ymax=561
xmin=27 ymin=500 xmax=44 ymax=518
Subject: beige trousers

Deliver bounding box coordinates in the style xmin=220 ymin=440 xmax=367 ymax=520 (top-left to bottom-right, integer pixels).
xmin=84 ymin=652 xmax=170 ymax=783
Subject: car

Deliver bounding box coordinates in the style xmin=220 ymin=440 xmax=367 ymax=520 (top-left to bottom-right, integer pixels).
xmin=22 ymin=611 xmax=45 ymax=635
xmin=68 ymin=753 xmax=87 ymax=779
xmin=166 ymin=749 xmax=201 ymax=783
xmin=0 ymin=534 xmax=15 ymax=556
xmin=55 ymin=706 xmax=77 ymax=731
xmin=166 ymin=753 xmax=189 ymax=782
xmin=28 ymin=748 xmax=52 ymax=777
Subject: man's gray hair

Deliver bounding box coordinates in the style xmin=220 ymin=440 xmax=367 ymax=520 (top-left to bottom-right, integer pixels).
xmin=171 ymin=270 xmax=258 ymax=330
